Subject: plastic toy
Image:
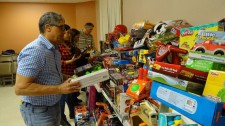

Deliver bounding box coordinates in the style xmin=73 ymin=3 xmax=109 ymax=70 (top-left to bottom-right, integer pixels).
xmin=133 ymin=29 xmax=153 ymax=49
xmin=129 ymin=100 xmax=158 ymax=126
xmin=106 ymin=24 xmax=128 ymax=43
xmin=167 ymin=115 xmax=184 ymax=126
xmin=192 ymin=40 xmax=225 ymax=56
xmin=156 ymin=44 xmax=188 ymax=65
xmin=95 ymin=102 xmax=111 ymax=126
xmin=126 ymin=68 xmax=152 ymax=101
xmin=74 ymin=105 xmax=89 ymax=125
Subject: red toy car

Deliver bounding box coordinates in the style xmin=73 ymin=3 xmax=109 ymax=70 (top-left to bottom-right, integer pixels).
xmin=192 ymin=40 xmax=225 ymax=56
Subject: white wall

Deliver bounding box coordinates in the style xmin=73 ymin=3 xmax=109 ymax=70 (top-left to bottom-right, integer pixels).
xmin=123 ymin=0 xmax=225 ymax=31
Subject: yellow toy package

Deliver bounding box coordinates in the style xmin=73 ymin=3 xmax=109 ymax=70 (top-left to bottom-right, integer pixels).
xmin=138 ymin=49 xmax=150 ymax=63
xmin=203 ymin=70 xmax=225 ymax=102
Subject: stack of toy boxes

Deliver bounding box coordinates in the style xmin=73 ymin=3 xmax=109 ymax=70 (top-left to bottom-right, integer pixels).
xmin=148 ymin=61 xmax=208 ymax=95
xmin=185 ymin=30 xmax=225 ymax=102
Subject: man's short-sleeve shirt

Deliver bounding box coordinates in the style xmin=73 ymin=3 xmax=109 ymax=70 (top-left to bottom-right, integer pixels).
xmin=17 ymin=34 xmax=63 ymax=106
xmin=75 ymin=30 xmax=94 ymax=50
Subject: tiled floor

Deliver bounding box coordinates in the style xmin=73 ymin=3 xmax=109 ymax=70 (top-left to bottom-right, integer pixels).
xmin=0 ymin=85 xmax=76 ymax=126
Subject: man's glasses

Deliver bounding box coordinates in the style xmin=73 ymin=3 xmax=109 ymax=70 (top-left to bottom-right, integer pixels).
xmin=50 ymin=24 xmax=66 ymax=31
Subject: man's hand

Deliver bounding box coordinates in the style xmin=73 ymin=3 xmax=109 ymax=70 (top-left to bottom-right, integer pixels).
xmin=58 ymin=78 xmax=81 ymax=94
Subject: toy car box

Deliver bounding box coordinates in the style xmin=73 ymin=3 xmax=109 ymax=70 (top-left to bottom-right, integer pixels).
xmin=150 ymin=81 xmax=225 ymax=126
xmin=189 ymin=30 xmax=225 ymax=64
xmin=203 ymin=70 xmax=225 ymax=102
xmin=179 ymin=22 xmax=225 ymax=52
xmin=188 ymin=51 xmax=225 ymax=64
xmin=191 ymin=30 xmax=225 ymax=54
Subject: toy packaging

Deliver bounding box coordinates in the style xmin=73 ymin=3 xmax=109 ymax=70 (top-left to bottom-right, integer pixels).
xmin=152 ymin=61 xmax=181 ymax=77
xmin=132 ymin=21 xmax=155 ymax=30
xmin=179 ymin=22 xmax=225 ymax=65
xmin=71 ymin=69 xmax=109 ymax=88
xmin=185 ymin=58 xmax=225 ymax=72
xmin=117 ymin=93 xmax=130 ymax=117
xmin=188 ymin=51 xmax=225 ymax=64
xmin=150 ymin=81 xmax=225 ymax=126
xmin=152 ymin=61 xmax=208 ymax=84
xmin=129 ymin=100 xmax=158 ymax=126
xmin=126 ymin=68 xmax=151 ymax=101
xmin=203 ymin=70 xmax=225 ymax=102
xmin=158 ymin=113 xmax=184 ymax=126
xmin=148 ymin=71 xmax=204 ymax=95
xmin=74 ymin=105 xmax=89 ymax=126
xmin=179 ymin=22 xmax=225 ymax=52
xmin=138 ymin=49 xmax=150 ymax=63
xmin=150 ymin=20 xmax=192 ymax=45
xmin=189 ymin=30 xmax=225 ymax=65
xmin=74 ymin=63 xmax=92 ymax=75
xmin=178 ymin=66 xmax=208 ymax=84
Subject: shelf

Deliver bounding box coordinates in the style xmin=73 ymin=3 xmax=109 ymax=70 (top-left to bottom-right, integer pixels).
xmin=102 ymin=90 xmax=130 ymax=126
xmin=94 ymin=83 xmax=102 ymax=93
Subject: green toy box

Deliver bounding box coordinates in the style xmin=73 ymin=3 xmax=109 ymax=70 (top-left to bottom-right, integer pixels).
xmin=185 ymin=58 xmax=225 ymax=72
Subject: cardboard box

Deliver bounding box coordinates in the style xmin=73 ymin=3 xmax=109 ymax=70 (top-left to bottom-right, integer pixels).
xmin=148 ymin=71 xmax=204 ymax=95
xmin=158 ymin=113 xmax=182 ymax=126
xmin=203 ymin=70 xmax=225 ymax=102
xmin=138 ymin=49 xmax=150 ymax=63
xmin=150 ymin=81 xmax=225 ymax=126
xmin=179 ymin=22 xmax=225 ymax=64
xmin=178 ymin=66 xmax=208 ymax=84
xmin=130 ymin=100 xmax=158 ymax=126
xmin=152 ymin=61 xmax=181 ymax=77
xmin=71 ymin=69 xmax=109 ymax=88
xmin=189 ymin=51 xmax=225 ymax=64
xmin=109 ymin=73 xmax=124 ymax=86
xmin=195 ymin=30 xmax=225 ymax=46
xmin=118 ymin=93 xmax=130 ymax=117
xmin=179 ymin=22 xmax=225 ymax=52
xmin=185 ymin=58 xmax=225 ymax=72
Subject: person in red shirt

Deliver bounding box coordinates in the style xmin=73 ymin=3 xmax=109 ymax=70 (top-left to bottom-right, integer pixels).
xmin=58 ymin=25 xmax=82 ymax=126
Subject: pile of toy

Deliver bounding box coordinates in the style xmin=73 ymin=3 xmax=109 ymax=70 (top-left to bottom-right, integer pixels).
xmin=72 ymin=18 xmax=225 ymax=126
xmin=96 ymin=18 xmax=225 ymax=126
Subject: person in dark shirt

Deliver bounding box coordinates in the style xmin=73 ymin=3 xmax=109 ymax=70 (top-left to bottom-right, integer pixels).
xmin=58 ymin=25 xmax=81 ymax=126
